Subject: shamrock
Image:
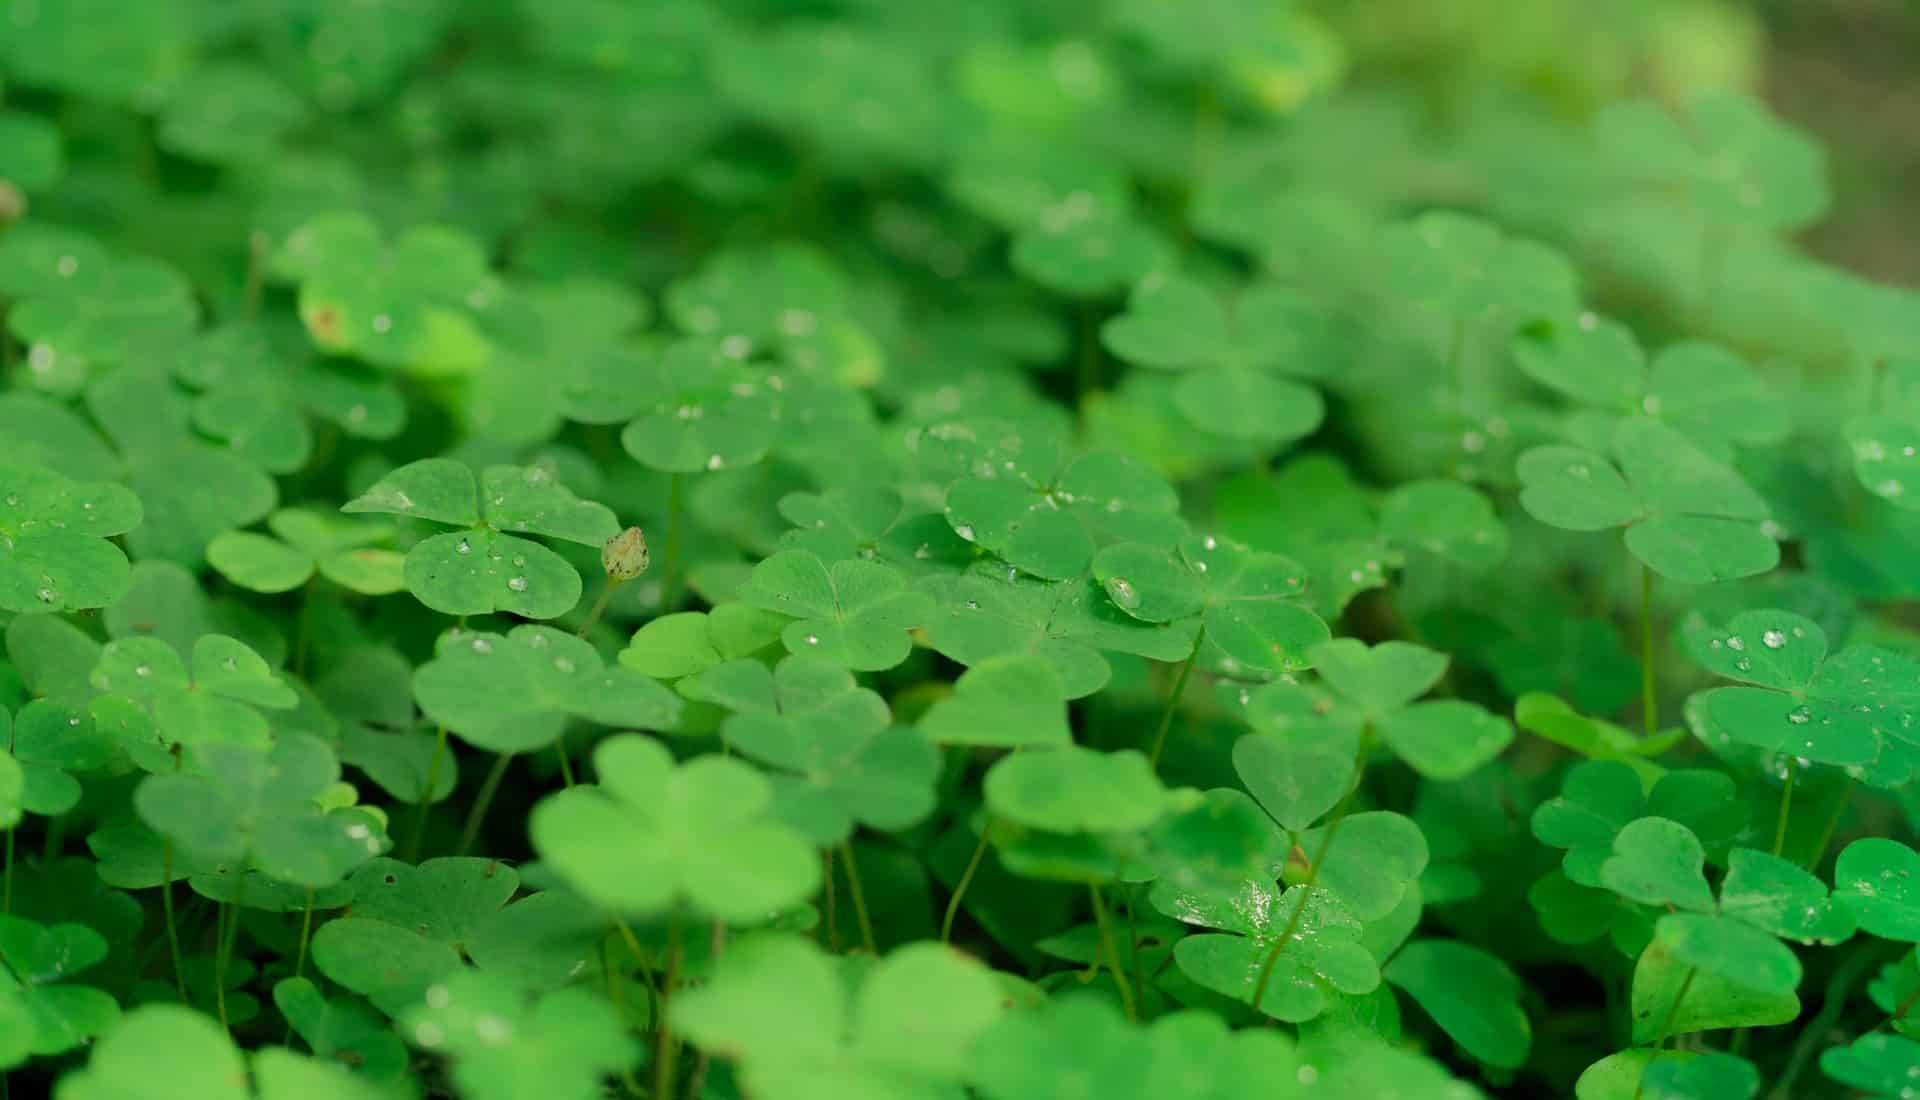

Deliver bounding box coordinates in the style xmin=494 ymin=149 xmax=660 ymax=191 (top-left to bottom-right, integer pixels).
xmin=679 ymin=934 xmax=1001 ymax=1100
xmin=1595 ymin=93 xmax=1828 ymax=232
xmin=662 ymin=243 xmax=882 ymax=383
xmin=1682 ymin=608 xmax=1920 ymax=771
xmin=0 ymin=917 xmax=120 ymax=1064
xmin=1844 ymin=360 xmax=1920 ymax=510
xmin=1253 ymin=639 xmax=1513 ymax=781
xmin=696 ymin=656 xmax=939 ymax=845
xmin=1092 ymin=533 xmax=1332 ymax=679
xmin=399 ymin=971 xmax=636 ymax=1100
xmin=931 ymin=422 xmax=1184 ymax=581
xmin=529 ymin=734 xmax=821 ymax=921
xmin=1822 ymin=1033 xmax=1920 ymax=1098
xmin=1630 ymin=931 xmax=1799 ymax=1042
xmin=414 ymin=625 xmax=681 ymax=753
xmin=208 ymin=508 xmax=406 ymax=596
xmin=54 ymin=1003 xmax=385 ymax=1100
xmin=774 ymin=485 xmax=972 ymax=578
xmin=91 ymin=634 xmax=295 ymax=761
xmin=1834 ymin=838 xmax=1920 ymax=941
xmin=1512 ymin=315 xmax=1789 ymax=452
xmin=1011 ymin=194 xmax=1168 ymax=299
xmin=85 ymin=368 xmax=277 ymax=566
xmin=1212 ymin=454 xmax=1400 ymax=618
xmin=1532 ymin=762 xmax=1744 ymax=887
xmin=983 ymin=746 xmax=1171 ymax=835
xmin=1378 ymin=211 xmax=1580 ymax=335
xmin=0 ymin=461 xmax=141 ymax=613
xmin=1100 ymin=273 xmax=1329 ymax=445
xmin=311 ymin=858 xmax=518 ymax=1015
xmin=1152 ymin=881 xmax=1379 ymax=1023
xmin=917 ymin=654 xmax=1072 ymax=748
xmin=618 ymin=340 xmax=784 ymax=474
xmin=155 ymin=64 xmax=305 ymax=165
xmin=620 ymin=605 xmax=787 ymax=681
xmin=273 ymin=212 xmax=497 ymax=373
xmin=2 ymin=700 xmax=114 ymax=818
xmin=1383 ymin=940 xmax=1532 ymax=1070
xmin=134 ymin=733 xmax=388 ymax=889
xmin=8 ymin=255 xmax=199 ymax=385
xmin=272 ymin=978 xmax=409 ymax=1084
xmin=972 ymin=996 xmax=1310 ymax=1100
xmin=918 ymin=568 xmax=1198 ymax=698
xmin=735 ymin=549 xmax=933 ymax=671
xmin=342 ymin=458 xmax=620 ymax=618
xmin=1517 ymin=416 xmax=1779 ymax=583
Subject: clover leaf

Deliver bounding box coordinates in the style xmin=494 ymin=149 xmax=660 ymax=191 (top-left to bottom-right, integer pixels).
xmin=4 ymin=699 xmax=113 ymax=818
xmin=272 ymin=978 xmax=409 ymax=1085
xmin=310 ymin=858 xmax=515 ymax=1015
xmin=1596 ymin=93 xmax=1828 ymax=232
xmin=92 ymin=634 xmax=296 ymax=759
xmin=1093 ymin=533 xmax=1331 ymax=679
xmin=918 ymin=654 xmax=1072 ymax=748
xmin=208 ymin=508 xmax=405 ymax=595
xmin=1532 ymin=762 xmax=1744 ymax=887
xmin=620 ymin=604 xmax=786 ymax=680
xmin=530 ymin=734 xmax=820 ymax=922
xmin=343 ymin=458 xmax=619 ymax=618
xmin=984 ymin=746 xmax=1170 ymax=834
xmin=8 ymin=255 xmax=198 ymax=385
xmin=736 ymin=549 xmax=932 ymax=671
xmin=1630 ymin=934 xmax=1798 ymax=1043
xmin=1011 ymin=195 xmax=1168 ymax=300
xmin=1845 ymin=361 xmax=1920 ymax=510
xmin=0 ymin=462 xmax=140 ymax=614
xmin=1822 ymin=1033 xmax=1920 ymax=1098
xmin=274 ymin=212 xmax=496 ymax=373
xmin=936 ymin=426 xmax=1184 ymax=581
xmin=415 ymin=625 xmax=680 ymax=753
xmin=663 ymin=243 xmax=881 ymax=384
xmin=169 ymin=323 xmax=405 ymax=448
xmin=399 ymin=970 xmax=636 ymax=1100
xmin=679 ymin=933 xmax=1002 ymax=1100
xmin=1153 ymin=881 xmax=1378 ymax=1023
xmin=1380 ymin=211 xmax=1580 ymax=331
xmin=134 ymin=733 xmax=387 ymax=889
xmin=1279 ymin=639 xmax=1513 ymax=781
xmin=1835 ymin=838 xmax=1920 ymax=941
xmin=1513 ymin=316 xmax=1788 ymax=451
xmin=54 ymin=1003 xmax=385 ymax=1100
xmin=1101 ymin=273 xmax=1329 ymax=445
xmin=1517 ymin=416 xmax=1779 ymax=583
xmin=0 ymin=916 xmax=120 ymax=1062
xmin=919 ymin=569 xmax=1199 ymax=698
xmin=1683 ymin=608 xmax=1920 ymax=770
xmin=1378 ymin=479 xmax=1510 ymax=570
xmin=705 ymin=656 xmax=940 ymax=844
xmin=618 ymin=339 xmax=783 ymax=474
xmin=1384 ymin=940 xmax=1532 ymax=1070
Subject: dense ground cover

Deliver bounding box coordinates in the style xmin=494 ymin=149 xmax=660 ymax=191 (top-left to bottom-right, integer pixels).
xmin=3 ymin=1 xmax=1920 ymax=1098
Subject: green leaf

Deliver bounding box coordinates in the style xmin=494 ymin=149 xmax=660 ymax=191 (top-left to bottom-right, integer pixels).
xmin=1654 ymin=913 xmax=1801 ymax=995
xmin=272 ymin=978 xmax=408 ymax=1084
xmin=918 ymin=654 xmax=1072 ymax=748
xmin=1384 ymin=940 xmax=1531 ymax=1069
xmin=1822 ymin=1033 xmax=1920 ymax=1098
xmin=1310 ymin=639 xmax=1449 ymax=717
xmin=1630 ymin=936 xmax=1798 ymax=1042
xmin=984 ymin=746 xmax=1168 ymax=834
xmin=1298 ymin=811 xmax=1429 ymax=922
xmin=619 ymin=340 xmax=782 ymax=473
xmin=399 ymin=971 xmax=637 ymax=1100
xmin=1836 ymin=838 xmax=1920 ymax=942
xmin=1376 ymin=700 xmax=1515 ymax=782
xmin=1233 ymin=732 xmax=1352 ymax=833
xmin=529 ymin=735 xmax=820 ymax=922
xmin=738 ymin=550 xmax=932 ymax=671
xmin=0 ymin=916 xmax=120 ymax=1058
xmin=1155 ymin=882 xmax=1379 ymax=1023
xmin=415 ymin=625 xmax=680 ymax=753
xmin=0 ymin=462 xmax=141 ymax=613
xmin=1598 ymin=818 xmax=1715 ymax=913
xmin=1379 ymin=480 xmax=1509 ymax=570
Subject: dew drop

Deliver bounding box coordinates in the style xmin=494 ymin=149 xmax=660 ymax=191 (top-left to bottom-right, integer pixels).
xmin=372 ymin=313 xmax=393 ymax=333
xmin=1788 ymin=706 xmax=1812 ymax=726
xmin=35 ymin=587 xmax=55 ymax=603
xmin=1762 ymin=629 xmax=1786 ymax=649
xmin=1105 ymin=576 xmax=1140 ymax=610
xmin=507 ymin=576 xmax=528 ymax=592
xmin=134 ymin=664 xmax=152 ymax=678
xmin=913 ymin=543 xmax=930 ymax=559
xmin=471 ymin=638 xmax=493 ymax=654
xmin=1735 ymin=657 xmax=1752 ymax=672
xmin=804 ymin=634 xmax=820 ymax=646
xmin=953 ymin=524 xmax=975 ymax=542
xmin=1202 ymin=535 xmax=1218 ymax=550
xmin=456 ymin=538 xmax=471 ymax=555
xmin=554 ymin=657 xmax=575 ymax=674
xmin=1726 ymin=635 xmax=1746 ymax=651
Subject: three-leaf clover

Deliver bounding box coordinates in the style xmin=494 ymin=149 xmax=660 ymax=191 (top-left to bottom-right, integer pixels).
xmin=54 ymin=1003 xmax=385 ymax=1100
xmin=736 ymin=549 xmax=933 ymax=671
xmin=0 ymin=462 xmax=141 ymax=613
xmin=91 ymin=634 xmax=297 ymax=759
xmin=311 ymin=858 xmax=519 ymax=1015
xmin=342 ymin=458 xmax=618 ymax=618
xmin=678 ymin=934 xmax=1003 ymax=1100
xmin=1100 ymin=273 xmax=1329 ymax=445
xmin=529 ymin=734 xmax=821 ymax=922
xmin=0 ymin=916 xmax=120 ymax=1063
xmin=917 ymin=654 xmax=1072 ymax=748
xmin=1517 ymin=416 xmax=1779 ymax=583
xmin=208 ymin=509 xmax=405 ymax=595
xmin=1596 ymin=93 xmax=1829 ymax=232
xmin=414 ymin=626 xmax=681 ymax=753
xmin=618 ymin=339 xmax=783 ymax=474
xmin=399 ymin=970 xmax=636 ymax=1100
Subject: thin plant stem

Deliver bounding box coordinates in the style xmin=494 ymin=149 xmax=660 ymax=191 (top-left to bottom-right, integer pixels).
xmin=1088 ymin=884 xmax=1137 ymax=1023
xmin=1883 ymin=976 xmax=1920 ymax=1033
xmin=652 ymin=915 xmax=684 ymax=1100
xmin=457 ymin=752 xmax=514 ymax=857
xmin=407 ymin=725 xmax=449 ymax=863
xmin=215 ymin=874 xmax=248 ymax=1033
xmin=293 ymin=888 xmax=314 ymax=979
xmin=840 ymin=842 xmax=878 ymax=955
xmin=823 ymin=849 xmax=839 ymax=952
xmin=1 ymin=828 xmax=10 ymax=915
xmin=555 ymin=737 xmax=576 ymax=788
xmin=1773 ymin=756 xmax=1797 ymax=859
xmin=40 ymin=813 xmax=63 ymax=860
xmin=941 ymin=821 xmax=992 ymax=944
xmin=1634 ymin=968 xmax=1697 ymax=1100
xmin=1810 ymin=778 xmax=1855 ymax=871
xmin=1249 ymin=727 xmax=1373 ymax=1015
xmin=602 ymin=938 xmax=645 ymax=1098
xmin=683 ymin=923 xmax=727 ymax=1100
xmin=612 ymin=917 xmax=648 ymax=969
xmin=160 ymin=840 xmax=187 ymax=999
xmin=1126 ymin=885 xmax=1147 ymax=1020
xmin=1640 ymin=563 xmax=1657 ymax=736
xmin=1148 ymin=625 xmax=1205 ymax=772
xmin=575 ymin=576 xmax=626 ymax=639
xmin=1769 ymin=942 xmax=1888 ymax=1100
xmin=661 ymin=473 xmax=685 ymax=612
